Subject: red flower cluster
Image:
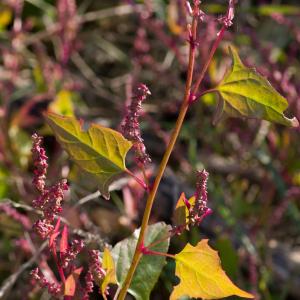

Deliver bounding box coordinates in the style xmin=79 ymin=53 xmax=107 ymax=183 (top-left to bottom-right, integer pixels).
xmin=31 ymin=133 xmax=48 ymax=192
xmin=61 ymin=239 xmax=85 ymax=268
xmin=30 ymin=268 xmax=62 ymax=297
xmin=88 ymin=250 xmax=106 ymax=281
xmin=190 ymin=169 xmax=212 ymax=226
xmin=31 ymin=134 xmax=68 ymax=239
xmin=122 ymin=83 xmax=151 ymax=167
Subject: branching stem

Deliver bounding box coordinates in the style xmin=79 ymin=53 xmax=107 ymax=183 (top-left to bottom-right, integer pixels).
xmin=116 ymin=10 xmax=199 ymax=300
xmin=116 ymin=10 xmax=228 ymax=300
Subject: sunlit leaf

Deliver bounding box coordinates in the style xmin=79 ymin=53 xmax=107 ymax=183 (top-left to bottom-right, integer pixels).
xmin=214 ymin=46 xmax=299 ymax=127
xmin=171 ymin=239 xmax=254 ymax=300
xmin=0 ymin=166 xmax=9 ymax=198
xmin=0 ymin=5 xmax=12 ymax=29
xmin=173 ymin=193 xmax=195 ymax=230
xmin=101 ymin=248 xmax=117 ymax=297
xmin=45 ymin=113 xmax=132 ymax=199
xmin=167 ymin=2 xmax=183 ymax=35
xmin=112 ymin=222 xmax=170 ymax=300
xmin=49 ymin=90 xmax=74 ymax=116
xmin=64 ymin=267 xmax=83 ymax=296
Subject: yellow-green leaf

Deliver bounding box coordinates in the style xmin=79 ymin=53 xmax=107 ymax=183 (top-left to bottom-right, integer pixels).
xmin=0 ymin=5 xmax=12 ymax=29
xmin=49 ymin=90 xmax=74 ymax=116
xmin=45 ymin=113 xmax=132 ymax=199
xmin=171 ymin=239 xmax=254 ymax=300
xmin=173 ymin=193 xmax=195 ymax=229
xmin=101 ymin=248 xmax=117 ymax=296
xmin=214 ymin=46 xmax=299 ymax=127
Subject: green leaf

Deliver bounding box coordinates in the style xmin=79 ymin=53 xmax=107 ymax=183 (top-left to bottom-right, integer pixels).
xmin=112 ymin=222 xmax=170 ymax=300
xmin=45 ymin=112 xmax=132 ymax=199
xmin=101 ymin=247 xmax=117 ymax=297
xmin=171 ymin=240 xmax=254 ymax=300
xmin=214 ymin=46 xmax=299 ymax=127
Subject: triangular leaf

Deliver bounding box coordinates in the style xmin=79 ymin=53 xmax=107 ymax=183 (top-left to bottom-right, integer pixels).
xmin=214 ymin=46 xmax=298 ymax=127
xmin=171 ymin=239 xmax=254 ymax=300
xmin=45 ymin=113 xmax=132 ymax=199
xmin=173 ymin=193 xmax=188 ymax=228
xmin=173 ymin=193 xmax=195 ymax=230
xmin=112 ymin=222 xmax=170 ymax=300
xmin=101 ymin=247 xmax=117 ymax=297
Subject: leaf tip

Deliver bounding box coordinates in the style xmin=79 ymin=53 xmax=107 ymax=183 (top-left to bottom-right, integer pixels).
xmin=291 ymin=117 xmax=299 ymax=128
xmin=228 ymin=45 xmax=243 ymax=67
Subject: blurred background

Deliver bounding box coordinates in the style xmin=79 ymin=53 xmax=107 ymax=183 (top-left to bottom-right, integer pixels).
xmin=0 ymin=0 xmax=300 ymax=299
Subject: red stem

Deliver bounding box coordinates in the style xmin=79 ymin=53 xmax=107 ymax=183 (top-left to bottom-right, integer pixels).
xmin=125 ymin=168 xmax=149 ymax=191
xmin=192 ymin=25 xmax=226 ymax=97
xmin=51 ymin=244 xmax=65 ymax=283
xmin=140 ymin=244 xmax=175 ymax=259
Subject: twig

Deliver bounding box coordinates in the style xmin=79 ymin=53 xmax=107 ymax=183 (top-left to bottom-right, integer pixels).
xmin=79 ymin=4 xmax=144 ymax=23
xmin=74 ymin=191 xmax=101 ymax=207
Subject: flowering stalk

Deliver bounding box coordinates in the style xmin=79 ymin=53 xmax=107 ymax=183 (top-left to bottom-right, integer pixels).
xmin=122 ymin=83 xmax=152 ymax=190
xmin=116 ymin=1 xmax=200 ymax=299
xmin=30 ymin=134 xmax=86 ymax=297
xmin=190 ymin=169 xmax=212 ymax=226
xmin=116 ymin=1 xmax=235 ymax=298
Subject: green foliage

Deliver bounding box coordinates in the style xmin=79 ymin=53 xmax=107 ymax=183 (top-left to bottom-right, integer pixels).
xmin=213 ymin=46 xmax=299 ymax=127
xmin=45 ymin=112 xmax=132 ymax=199
xmin=112 ymin=222 xmax=170 ymax=300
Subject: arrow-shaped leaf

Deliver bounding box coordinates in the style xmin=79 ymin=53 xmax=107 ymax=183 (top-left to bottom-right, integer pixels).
xmin=45 ymin=113 xmax=132 ymax=199
xmin=171 ymin=239 xmax=254 ymax=300
xmin=214 ymin=46 xmax=299 ymax=127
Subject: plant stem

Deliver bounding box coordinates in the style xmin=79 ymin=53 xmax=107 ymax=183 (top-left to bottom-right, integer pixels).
xmin=192 ymin=25 xmax=226 ymax=96
xmin=125 ymin=168 xmax=148 ymax=191
xmin=146 ymin=232 xmax=174 ymax=249
xmin=142 ymin=247 xmax=175 ymax=259
xmin=51 ymin=244 xmax=65 ymax=283
xmin=116 ymin=11 xmax=199 ymax=300
xmin=193 ymin=88 xmax=218 ymax=103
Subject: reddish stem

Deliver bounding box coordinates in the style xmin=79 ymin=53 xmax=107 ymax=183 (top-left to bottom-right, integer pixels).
xmin=51 ymin=243 xmax=65 ymax=283
xmin=191 ymin=25 xmax=227 ymax=98
xmin=125 ymin=168 xmax=149 ymax=191
xmin=140 ymin=244 xmax=175 ymax=259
